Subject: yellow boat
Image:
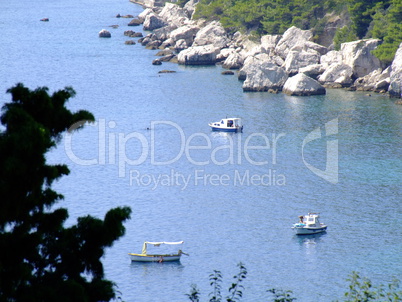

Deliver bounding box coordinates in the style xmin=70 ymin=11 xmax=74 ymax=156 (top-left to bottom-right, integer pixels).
xmin=128 ymin=241 xmax=187 ymax=262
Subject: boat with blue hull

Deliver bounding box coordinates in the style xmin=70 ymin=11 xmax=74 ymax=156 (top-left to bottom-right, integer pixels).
xmin=209 ymin=118 xmax=243 ymax=132
xmin=291 ymin=213 xmax=327 ymax=235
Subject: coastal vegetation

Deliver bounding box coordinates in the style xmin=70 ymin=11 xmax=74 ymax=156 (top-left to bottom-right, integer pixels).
xmin=186 ymin=264 xmax=401 ymax=301
xmin=192 ymin=0 xmax=402 ymax=65
xmin=0 ymin=84 xmax=131 ymax=301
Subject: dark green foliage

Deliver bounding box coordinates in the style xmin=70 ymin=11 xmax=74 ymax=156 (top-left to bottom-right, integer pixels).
xmin=194 ymin=0 xmax=342 ymax=35
xmin=209 ymin=270 xmax=223 ymax=302
xmin=340 ymin=271 xmax=402 ymax=302
xmin=187 ymin=266 xmax=401 ymax=301
xmin=177 ymin=0 xmax=191 ymax=8
xmin=186 ymin=284 xmax=201 ymax=302
xmin=193 ymin=0 xmax=402 ymax=64
xmin=226 ymin=262 xmax=247 ymax=302
xmin=0 ymin=83 xmax=132 ymax=302
xmin=370 ymin=0 xmax=402 ymax=64
xmin=267 ymin=289 xmax=297 ymax=302
xmin=333 ymin=26 xmax=359 ymax=50
xmin=185 ymin=263 xmax=247 ymax=302
xmin=347 ymin=0 xmax=380 ymax=38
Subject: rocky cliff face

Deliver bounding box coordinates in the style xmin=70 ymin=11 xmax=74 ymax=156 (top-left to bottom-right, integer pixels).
xmin=130 ymin=1 xmax=402 ymax=97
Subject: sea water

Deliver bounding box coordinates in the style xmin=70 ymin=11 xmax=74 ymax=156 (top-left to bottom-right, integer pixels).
xmin=0 ymin=0 xmax=401 ymax=301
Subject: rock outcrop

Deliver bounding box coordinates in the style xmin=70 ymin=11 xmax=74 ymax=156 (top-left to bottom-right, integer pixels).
xmin=131 ymin=0 xmax=401 ymax=96
xmin=341 ymin=39 xmax=383 ymax=78
xmin=242 ymin=58 xmax=288 ymax=92
xmin=283 ymin=73 xmax=326 ymax=96
xmin=318 ymin=63 xmax=353 ymax=87
xmin=222 ymin=52 xmax=244 ymax=69
xmin=143 ymin=13 xmax=167 ymax=31
xmin=283 ymin=50 xmax=320 ymax=74
xmin=170 ymin=25 xmax=200 ymax=47
xmin=193 ymin=21 xmax=229 ymax=50
xmin=177 ymin=44 xmax=217 ymax=65
xmin=99 ymin=29 xmax=111 ymax=38
xmin=389 ymin=42 xmax=402 ymax=98
xmin=275 ymin=26 xmax=313 ymax=59
xmin=354 ymin=67 xmax=390 ymax=92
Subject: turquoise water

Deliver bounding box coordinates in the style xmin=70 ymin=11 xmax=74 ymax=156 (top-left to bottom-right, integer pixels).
xmin=1 ymin=0 xmax=401 ymax=301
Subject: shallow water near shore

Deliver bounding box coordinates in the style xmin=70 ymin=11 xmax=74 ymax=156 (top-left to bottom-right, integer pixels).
xmin=1 ymin=0 xmax=402 ymax=301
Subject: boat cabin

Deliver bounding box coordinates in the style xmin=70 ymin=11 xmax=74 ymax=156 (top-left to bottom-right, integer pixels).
xmin=220 ymin=118 xmax=241 ymax=128
xmin=302 ymin=213 xmax=321 ymax=227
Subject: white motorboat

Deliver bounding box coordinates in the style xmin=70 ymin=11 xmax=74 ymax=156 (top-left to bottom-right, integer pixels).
xmin=209 ymin=118 xmax=243 ymax=132
xmin=291 ymin=213 xmax=327 ymax=235
xmin=128 ymin=241 xmax=187 ymax=262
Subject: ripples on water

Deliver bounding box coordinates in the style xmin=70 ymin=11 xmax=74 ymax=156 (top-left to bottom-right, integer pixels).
xmin=1 ymin=0 xmax=401 ymax=301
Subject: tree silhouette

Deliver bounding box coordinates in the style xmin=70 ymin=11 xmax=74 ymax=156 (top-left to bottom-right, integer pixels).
xmin=0 ymin=83 xmax=131 ymax=301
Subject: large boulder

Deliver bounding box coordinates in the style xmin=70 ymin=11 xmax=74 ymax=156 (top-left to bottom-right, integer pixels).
xmin=222 ymin=52 xmax=244 ymax=69
xmin=242 ymin=60 xmax=288 ymax=92
xmin=128 ymin=18 xmax=142 ymax=26
xmin=193 ymin=21 xmax=229 ymax=50
xmin=318 ymin=63 xmax=353 ymax=87
xmin=283 ymin=73 xmax=326 ymax=96
xmin=174 ymin=39 xmax=189 ymax=52
xmin=299 ymin=64 xmax=326 ymax=80
xmin=389 ymin=42 xmax=402 ymax=97
xmin=275 ymin=26 xmax=313 ymax=59
xmin=159 ymin=3 xmax=189 ymax=28
xmin=98 ymin=29 xmax=111 ymax=38
xmin=177 ymin=44 xmax=217 ymax=65
xmin=321 ymin=50 xmax=342 ymax=66
xmin=260 ymin=34 xmax=281 ymax=54
xmin=153 ymin=24 xmax=176 ymax=41
xmin=217 ymin=48 xmax=236 ymax=61
xmin=143 ymin=13 xmax=167 ymax=31
xmin=303 ymin=41 xmax=328 ymax=56
xmin=283 ymin=50 xmax=320 ymax=74
xmin=353 ymin=67 xmax=390 ymax=92
xmin=238 ymin=53 xmax=271 ymax=81
xmin=138 ymin=8 xmax=154 ymax=21
xmin=341 ymin=39 xmax=383 ymax=78
xmin=170 ymin=25 xmax=199 ymax=46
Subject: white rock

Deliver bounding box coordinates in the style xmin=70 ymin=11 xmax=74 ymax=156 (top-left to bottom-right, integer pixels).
xmin=260 ymin=34 xmax=281 ymax=54
xmin=159 ymin=3 xmax=189 ymax=28
xmin=283 ymin=73 xmax=326 ymax=96
xmin=318 ymin=63 xmax=353 ymax=86
xmin=177 ymin=44 xmax=217 ymax=65
xmin=99 ymin=29 xmax=111 ymax=38
xmin=275 ymin=26 xmax=313 ymax=59
xmin=389 ymin=42 xmax=402 ymax=97
xmin=283 ymin=50 xmax=320 ymax=74
xmin=170 ymin=25 xmax=199 ymax=45
xmin=143 ymin=13 xmax=167 ymax=31
xmin=193 ymin=21 xmax=229 ymax=50
xmin=341 ymin=39 xmax=383 ymax=78
xmin=138 ymin=8 xmax=154 ymax=21
xmin=222 ymin=52 xmax=244 ymax=69
xmin=242 ymin=59 xmax=288 ymax=91
xmin=321 ymin=50 xmax=342 ymax=66
xmin=299 ymin=64 xmax=326 ymax=79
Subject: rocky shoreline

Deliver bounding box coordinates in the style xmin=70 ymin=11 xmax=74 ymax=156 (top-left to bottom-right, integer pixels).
xmin=121 ymin=0 xmax=402 ymax=98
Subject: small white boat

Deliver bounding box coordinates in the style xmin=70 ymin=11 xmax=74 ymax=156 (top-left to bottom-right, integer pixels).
xmin=291 ymin=213 xmax=327 ymax=235
xmin=209 ymin=118 xmax=243 ymax=132
xmin=128 ymin=241 xmax=187 ymax=262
